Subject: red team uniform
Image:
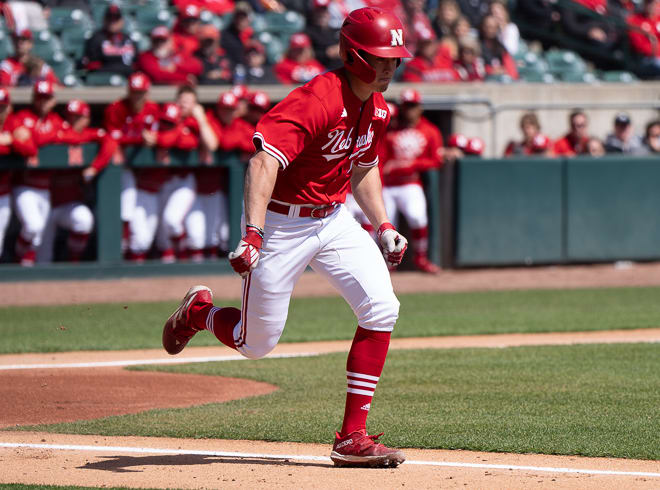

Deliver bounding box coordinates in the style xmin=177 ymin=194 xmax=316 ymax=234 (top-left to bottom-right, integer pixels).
xmin=162 ymin=8 xmax=411 ymax=469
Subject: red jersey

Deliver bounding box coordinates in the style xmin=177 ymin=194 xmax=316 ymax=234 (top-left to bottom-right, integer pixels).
xmin=137 ymin=51 xmax=202 ymax=84
xmin=380 ymin=116 xmax=443 ymax=187
xmin=104 ymin=98 xmax=160 ymax=146
xmin=573 ymin=0 xmax=607 ymax=14
xmin=57 ymin=124 xmax=119 ymax=172
xmin=173 ymin=0 xmax=233 ymax=15
xmin=0 ymin=114 xmax=18 ymax=195
xmin=172 ymin=30 xmax=200 ymax=57
xmin=627 ymin=13 xmax=660 ymax=57
xmin=274 ymin=58 xmax=326 ymax=85
xmin=0 ymin=57 xmax=59 ymax=87
xmin=401 ymin=49 xmax=458 ymax=83
xmin=553 ymin=133 xmax=588 ymax=156
xmin=253 ymin=69 xmax=389 ymax=206
xmin=12 ymin=108 xmax=65 ymax=189
xmin=504 ymin=135 xmax=553 ymax=156
xmin=207 ymin=110 xmax=254 ymax=153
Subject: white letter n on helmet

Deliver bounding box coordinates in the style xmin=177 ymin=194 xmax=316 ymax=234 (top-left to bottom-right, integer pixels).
xmin=390 ymin=29 xmax=403 ymax=47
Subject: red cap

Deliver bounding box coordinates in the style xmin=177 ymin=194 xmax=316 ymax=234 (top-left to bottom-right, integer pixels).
xmin=15 ymin=28 xmax=33 ymax=40
xmin=33 ymin=80 xmax=55 ymax=97
xmin=289 ymin=32 xmax=311 ymax=49
xmin=448 ymin=133 xmax=469 ymax=149
xmin=160 ymin=103 xmax=181 ymax=124
xmin=231 ymin=84 xmax=248 ymax=100
xmin=532 ymin=134 xmax=550 ymax=152
xmin=399 ymin=88 xmax=421 ymax=105
xmin=217 ymin=91 xmax=239 ymax=109
xmin=245 ymin=40 xmax=265 ymax=54
xmin=181 ymin=4 xmax=200 ymax=18
xmin=199 ymin=24 xmax=220 ymax=40
xmin=128 ymin=72 xmax=151 ymax=92
xmin=466 ymin=137 xmax=484 ymax=155
xmin=66 ymin=99 xmax=90 ymax=117
xmin=312 ymin=0 xmax=330 ymax=8
xmin=0 ymin=88 xmax=10 ymax=105
xmin=105 ymin=4 xmax=122 ymax=19
xmin=247 ymin=91 xmax=270 ymax=110
xmin=150 ymin=26 xmax=170 ymax=39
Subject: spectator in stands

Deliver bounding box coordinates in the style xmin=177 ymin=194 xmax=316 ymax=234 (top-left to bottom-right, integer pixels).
xmin=479 ymin=14 xmax=518 ymax=79
xmin=516 ymin=0 xmax=560 ymax=31
xmin=403 ymin=0 xmax=436 ymax=55
xmin=173 ymin=0 xmax=234 ymax=16
xmin=195 ymin=24 xmax=234 ymax=85
xmin=81 ymin=5 xmax=136 ymax=78
xmin=643 ymin=119 xmax=660 ymax=153
xmin=434 ymin=0 xmax=461 ymax=38
xmin=172 ymin=4 xmax=202 ymax=57
xmin=234 ymin=40 xmax=278 ymax=84
xmin=104 ymin=73 xmax=160 ymax=256
xmin=305 ymin=0 xmax=342 ymax=70
xmin=2 ymin=0 xmax=48 ymax=32
xmin=582 ymin=136 xmax=606 ymax=156
xmin=504 ymin=112 xmax=553 ymax=156
xmin=456 ymin=0 xmax=489 ymax=28
xmin=554 ymin=110 xmax=590 ymax=156
xmin=12 ymin=80 xmax=64 ymax=266
xmin=138 ymin=26 xmax=202 ymax=85
xmin=560 ymin=0 xmax=618 ymax=50
xmin=274 ymin=32 xmax=325 ymax=84
xmin=489 ymin=0 xmax=520 ymax=56
xmin=44 ymin=0 xmax=91 ymax=16
xmin=604 ymin=112 xmax=646 ymax=154
xmin=627 ymin=0 xmax=660 ymax=78
xmin=0 ymin=29 xmax=58 ymax=86
xmin=454 ymin=38 xmax=486 ymax=81
xmin=451 ymin=14 xmax=477 ymax=43
xmin=325 ymin=0 xmax=362 ymax=29
xmin=402 ymin=32 xmax=457 ymax=82
xmin=243 ymin=90 xmax=271 ymax=129
xmin=221 ymin=1 xmax=255 ymax=67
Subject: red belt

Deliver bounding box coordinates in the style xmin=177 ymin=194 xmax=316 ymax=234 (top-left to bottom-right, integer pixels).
xmin=267 ymin=201 xmax=337 ymax=218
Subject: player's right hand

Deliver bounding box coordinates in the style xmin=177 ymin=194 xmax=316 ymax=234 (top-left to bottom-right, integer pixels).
xmin=228 ymin=229 xmax=263 ymax=277
xmin=378 ymin=222 xmax=408 ymax=267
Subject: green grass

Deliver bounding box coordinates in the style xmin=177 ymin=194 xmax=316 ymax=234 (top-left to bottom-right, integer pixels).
xmin=1 ymin=287 xmax=660 ymax=354
xmin=17 ymin=343 xmax=660 ymax=460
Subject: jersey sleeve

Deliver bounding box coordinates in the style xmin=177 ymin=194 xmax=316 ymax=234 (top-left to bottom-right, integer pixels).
xmin=253 ymin=87 xmax=329 ymax=169
xmin=355 ymin=104 xmax=390 ymax=169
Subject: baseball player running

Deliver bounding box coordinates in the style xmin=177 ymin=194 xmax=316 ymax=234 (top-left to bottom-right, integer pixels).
xmin=162 ymin=7 xmax=411 ymax=467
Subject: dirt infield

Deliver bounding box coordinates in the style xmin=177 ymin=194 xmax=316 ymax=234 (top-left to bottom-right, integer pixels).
xmin=1 ymin=264 xmax=660 ymax=488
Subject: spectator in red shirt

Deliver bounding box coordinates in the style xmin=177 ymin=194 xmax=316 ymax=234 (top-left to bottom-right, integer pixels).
xmin=403 ymin=0 xmax=436 ymax=55
xmin=274 ymin=32 xmax=325 ymax=84
xmin=402 ymin=32 xmax=458 ymax=82
xmin=172 ymin=4 xmax=202 ymax=57
xmin=195 ymin=24 xmax=234 ymax=85
xmin=12 ymin=80 xmax=65 ymax=265
xmin=628 ymin=0 xmax=660 ymax=78
xmin=0 ymin=29 xmax=58 ymax=87
xmin=554 ymin=110 xmax=590 ymax=156
xmin=173 ymin=0 xmax=234 ymax=16
xmin=478 ymin=14 xmax=518 ymax=80
xmin=560 ymin=0 xmax=618 ymax=49
xmin=454 ymin=38 xmax=487 ymax=81
xmin=138 ymin=26 xmax=203 ymax=85
xmin=504 ymin=112 xmax=553 ymax=156
xmin=81 ymin=5 xmax=137 ymax=78
xmin=243 ymin=90 xmax=271 ymax=130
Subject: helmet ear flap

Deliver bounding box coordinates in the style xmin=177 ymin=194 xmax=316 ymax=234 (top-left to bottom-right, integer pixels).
xmin=345 ymin=46 xmax=376 ymax=83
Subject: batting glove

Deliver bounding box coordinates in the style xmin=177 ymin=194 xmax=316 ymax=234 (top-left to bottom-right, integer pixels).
xmin=377 ymin=222 xmax=408 ymax=267
xmin=228 ymin=225 xmax=263 ymax=277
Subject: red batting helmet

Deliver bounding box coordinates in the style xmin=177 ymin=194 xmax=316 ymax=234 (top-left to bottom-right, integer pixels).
xmin=340 ymin=7 xmax=412 ymax=84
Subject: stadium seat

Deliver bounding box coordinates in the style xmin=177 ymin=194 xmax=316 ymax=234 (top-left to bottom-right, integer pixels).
xmin=60 ymin=27 xmax=93 ymax=60
xmin=257 ymin=32 xmax=286 ymax=64
xmin=129 ymin=31 xmax=151 ymax=52
xmin=0 ymin=30 xmax=14 ymax=59
xmin=485 ymin=73 xmax=515 ymax=83
xmin=258 ymin=11 xmax=305 ymax=35
xmin=545 ymin=49 xmax=588 ymax=77
xmin=85 ymin=71 xmax=127 ymax=86
xmin=560 ymin=71 xmax=598 ymax=83
xmin=135 ymin=5 xmax=174 ymax=33
xmin=49 ymin=51 xmax=75 ymax=80
xmin=48 ymin=7 xmax=94 ymax=34
xmin=601 ymin=71 xmax=638 ymax=83
xmin=518 ymin=66 xmax=555 ymax=83
xmin=31 ymin=31 xmax=64 ymax=63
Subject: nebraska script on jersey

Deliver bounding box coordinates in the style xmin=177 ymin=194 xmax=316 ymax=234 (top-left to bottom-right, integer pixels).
xmin=253 ymin=69 xmax=390 ymax=205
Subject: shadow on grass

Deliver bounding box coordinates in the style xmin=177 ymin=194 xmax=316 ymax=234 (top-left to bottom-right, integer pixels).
xmin=77 ymin=454 xmax=331 ymax=472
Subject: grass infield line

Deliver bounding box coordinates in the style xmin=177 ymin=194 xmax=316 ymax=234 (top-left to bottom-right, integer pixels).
xmin=0 ymin=352 xmax=318 ymax=371
xmin=1 ymin=442 xmax=659 ymax=478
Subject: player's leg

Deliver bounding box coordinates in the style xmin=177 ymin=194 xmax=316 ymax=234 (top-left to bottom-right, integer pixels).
xmin=120 ymin=168 xmax=137 ymax=256
xmin=184 ymin=196 xmax=206 ymax=262
xmin=60 ymin=202 xmax=94 ymax=262
xmin=13 ymin=186 xmax=50 ymax=266
xmin=163 ymin=211 xmax=319 ymax=359
xmin=0 ymin=193 xmax=10 ymax=256
xmin=382 ymin=186 xmax=399 ymax=230
xmin=398 ymin=183 xmax=439 ymax=274
xmin=127 ymin=190 xmax=158 ymax=262
xmin=309 ymin=206 xmax=404 ymax=467
xmin=161 ymin=174 xmax=196 ymax=259
xmin=215 ymin=191 xmax=229 ymax=255
xmin=36 ymin=204 xmax=62 ymax=263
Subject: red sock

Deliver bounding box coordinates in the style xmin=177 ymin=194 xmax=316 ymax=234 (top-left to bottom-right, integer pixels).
xmin=190 ymin=304 xmax=241 ymax=350
xmin=340 ymin=326 xmax=391 ymax=436
xmin=411 ymin=226 xmax=429 ymax=256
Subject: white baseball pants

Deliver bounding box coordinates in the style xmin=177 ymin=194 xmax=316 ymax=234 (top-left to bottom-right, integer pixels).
xmin=37 ymin=202 xmax=94 ymax=263
xmin=0 ymin=193 xmax=10 ymax=255
xmin=120 ymin=169 xmax=137 ymax=224
xmin=156 ymin=174 xmax=196 ymax=251
xmin=383 ymin=184 xmax=428 ymax=229
xmin=13 ymin=186 xmax=50 ymax=247
xmin=232 ymin=205 xmax=399 ymax=360
xmin=185 ymin=191 xmax=229 ymax=251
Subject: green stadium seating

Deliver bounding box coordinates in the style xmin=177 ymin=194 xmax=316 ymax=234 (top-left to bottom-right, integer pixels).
xmin=257 ymin=11 xmax=305 ymax=35
xmin=257 ymin=31 xmax=286 ymax=65
xmin=31 ymin=31 xmax=64 ymax=63
xmin=135 ymin=5 xmax=174 ymax=33
xmin=485 ymin=73 xmax=515 ymax=83
xmin=85 ymin=71 xmax=127 ymax=86
xmin=49 ymin=51 xmax=75 ymax=80
xmin=560 ymin=71 xmax=598 ymax=83
xmin=518 ymin=66 xmax=555 ymax=83
xmin=601 ymin=71 xmax=638 ymax=83
xmin=48 ymin=7 xmax=94 ymax=33
xmin=0 ymin=30 xmax=14 ymax=59
xmin=60 ymin=27 xmax=93 ymax=60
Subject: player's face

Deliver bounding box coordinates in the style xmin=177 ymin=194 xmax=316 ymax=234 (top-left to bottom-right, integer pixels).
xmin=362 ymin=52 xmax=398 ymax=93
xmin=129 ymin=90 xmax=147 ymax=109
xmin=177 ymin=92 xmax=196 ymax=117
xmin=69 ymin=114 xmax=90 ymax=132
xmin=34 ymin=94 xmax=55 ymax=116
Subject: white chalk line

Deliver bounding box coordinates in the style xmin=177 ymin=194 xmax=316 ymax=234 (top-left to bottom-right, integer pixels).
xmin=0 ymin=352 xmax=318 ymax=371
xmin=0 ymin=442 xmax=658 ymax=478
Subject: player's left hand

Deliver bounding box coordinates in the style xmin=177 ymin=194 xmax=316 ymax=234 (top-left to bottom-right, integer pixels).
xmin=377 ymin=223 xmax=408 ymax=267
xmin=228 ymin=227 xmax=264 ymax=277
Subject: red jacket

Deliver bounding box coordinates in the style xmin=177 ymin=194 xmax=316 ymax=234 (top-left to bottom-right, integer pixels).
xmin=402 ymin=48 xmax=458 ymax=83
xmin=137 ymin=50 xmax=202 ymax=84
xmin=104 ymin=98 xmax=160 ymax=147
xmin=553 ymin=133 xmax=589 ymax=156
xmin=628 ymin=13 xmax=660 ymax=58
xmin=0 ymin=57 xmax=59 ymax=87
xmin=172 ymin=27 xmax=200 ymax=57
xmin=274 ymin=58 xmax=325 ymax=84
xmin=57 ymin=124 xmax=119 ymax=173
xmin=172 ymin=0 xmax=233 ymax=15
xmin=12 ymin=108 xmax=65 ymax=189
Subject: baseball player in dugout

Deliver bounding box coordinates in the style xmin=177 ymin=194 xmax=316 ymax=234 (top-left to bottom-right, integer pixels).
xmin=163 ymin=7 xmax=411 ymax=467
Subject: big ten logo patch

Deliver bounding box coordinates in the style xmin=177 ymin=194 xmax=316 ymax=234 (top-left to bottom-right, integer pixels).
xmin=375 ymin=108 xmax=387 ymax=120
xmin=68 ymin=145 xmax=84 ymax=166
xmin=156 ymin=147 xmax=171 ymax=165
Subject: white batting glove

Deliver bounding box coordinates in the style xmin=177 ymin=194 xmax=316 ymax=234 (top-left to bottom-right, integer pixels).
xmin=377 ymin=222 xmax=408 ymax=267
xmin=228 ymin=225 xmax=263 ymax=277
